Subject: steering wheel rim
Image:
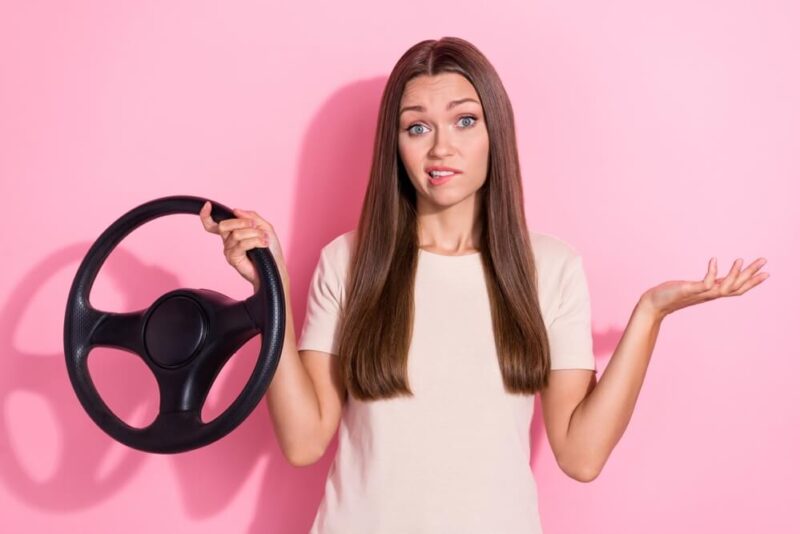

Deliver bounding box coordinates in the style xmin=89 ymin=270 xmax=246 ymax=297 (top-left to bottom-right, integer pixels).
xmin=63 ymin=195 xmax=285 ymax=453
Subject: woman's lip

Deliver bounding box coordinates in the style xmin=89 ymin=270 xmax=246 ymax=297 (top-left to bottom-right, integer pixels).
xmin=428 ymin=172 xmax=455 ymax=186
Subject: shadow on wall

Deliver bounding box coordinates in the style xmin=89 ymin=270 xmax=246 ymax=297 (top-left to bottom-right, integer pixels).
xmin=0 ymin=76 xmax=620 ymax=534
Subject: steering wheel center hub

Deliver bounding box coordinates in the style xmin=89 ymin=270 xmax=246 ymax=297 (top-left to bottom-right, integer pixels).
xmin=145 ymin=294 xmax=207 ymax=368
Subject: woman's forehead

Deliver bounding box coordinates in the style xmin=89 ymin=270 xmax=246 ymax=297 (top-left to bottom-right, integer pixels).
xmin=400 ymin=73 xmax=480 ymax=110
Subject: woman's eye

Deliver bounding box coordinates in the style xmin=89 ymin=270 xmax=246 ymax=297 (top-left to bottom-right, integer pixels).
xmin=405 ymin=115 xmax=478 ymax=137
xmin=408 ymin=124 xmax=426 ymax=136
xmin=458 ymin=115 xmax=477 ymax=127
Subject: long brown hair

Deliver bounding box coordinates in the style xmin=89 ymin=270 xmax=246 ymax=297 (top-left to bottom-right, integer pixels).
xmin=337 ymin=36 xmax=552 ymax=401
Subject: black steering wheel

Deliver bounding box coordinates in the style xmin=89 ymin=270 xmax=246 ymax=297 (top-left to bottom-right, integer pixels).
xmin=63 ymin=195 xmax=285 ymax=454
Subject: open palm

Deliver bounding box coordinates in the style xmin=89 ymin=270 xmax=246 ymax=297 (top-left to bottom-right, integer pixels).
xmin=642 ymin=257 xmax=770 ymax=320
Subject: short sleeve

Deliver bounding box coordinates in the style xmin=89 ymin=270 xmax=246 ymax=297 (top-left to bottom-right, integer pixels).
xmin=297 ymin=245 xmax=343 ymax=356
xmin=548 ymin=254 xmax=597 ymax=372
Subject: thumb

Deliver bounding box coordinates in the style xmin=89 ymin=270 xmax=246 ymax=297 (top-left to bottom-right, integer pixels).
xmin=198 ymin=201 xmax=219 ymax=232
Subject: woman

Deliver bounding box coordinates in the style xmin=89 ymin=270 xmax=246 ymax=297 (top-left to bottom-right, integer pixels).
xmin=199 ymin=36 xmax=768 ymax=533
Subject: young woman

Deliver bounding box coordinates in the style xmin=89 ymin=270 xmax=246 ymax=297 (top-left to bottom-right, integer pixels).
xmin=199 ymin=36 xmax=768 ymax=534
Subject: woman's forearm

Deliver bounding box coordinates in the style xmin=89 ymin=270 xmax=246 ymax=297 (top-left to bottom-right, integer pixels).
xmin=562 ymin=255 xmax=766 ymax=480
xmin=259 ymin=275 xmax=325 ymax=466
xmin=565 ymin=297 xmax=665 ymax=479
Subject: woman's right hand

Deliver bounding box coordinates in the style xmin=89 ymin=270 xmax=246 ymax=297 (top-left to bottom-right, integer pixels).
xmin=198 ymin=201 xmax=287 ymax=291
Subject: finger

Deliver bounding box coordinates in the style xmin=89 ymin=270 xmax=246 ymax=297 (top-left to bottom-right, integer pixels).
xmin=699 ymin=257 xmax=717 ymax=291
xmin=228 ymin=236 xmax=269 ymax=259
xmin=199 ymin=201 xmax=220 ymax=234
xmin=230 ymin=227 xmax=265 ymax=244
xmin=233 ymin=208 xmax=273 ymax=232
xmin=233 ymin=235 xmax=268 ymax=253
xmin=691 ymin=257 xmax=725 ymax=296
xmin=218 ymin=217 xmax=255 ymax=237
xmin=683 ymin=258 xmax=718 ymax=295
xmin=223 ymin=228 xmax=267 ymax=253
xmin=719 ymin=258 xmax=743 ymax=294
xmin=233 ymin=208 xmax=256 ymax=221
xmin=731 ymin=257 xmax=767 ymax=291
xmin=732 ymin=271 xmax=770 ymax=295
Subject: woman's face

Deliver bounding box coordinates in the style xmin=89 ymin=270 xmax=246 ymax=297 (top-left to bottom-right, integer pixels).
xmin=397 ymin=72 xmax=490 ymax=211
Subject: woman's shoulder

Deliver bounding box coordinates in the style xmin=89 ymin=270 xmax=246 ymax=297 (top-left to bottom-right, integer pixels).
xmin=528 ymin=230 xmax=582 ymax=277
xmin=321 ymin=229 xmax=357 ymax=257
xmin=528 ymin=231 xmax=586 ymax=317
xmin=317 ymin=230 xmax=357 ymax=279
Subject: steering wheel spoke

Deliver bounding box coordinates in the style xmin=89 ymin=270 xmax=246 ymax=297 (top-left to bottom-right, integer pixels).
xmin=89 ymin=307 xmax=148 ymax=360
xmin=215 ymin=297 xmax=261 ymax=340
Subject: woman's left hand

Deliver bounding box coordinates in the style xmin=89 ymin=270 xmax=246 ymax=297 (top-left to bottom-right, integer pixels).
xmin=639 ymin=257 xmax=770 ymax=321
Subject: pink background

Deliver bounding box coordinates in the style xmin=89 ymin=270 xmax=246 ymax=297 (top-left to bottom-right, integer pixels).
xmin=1 ymin=1 xmax=798 ymax=533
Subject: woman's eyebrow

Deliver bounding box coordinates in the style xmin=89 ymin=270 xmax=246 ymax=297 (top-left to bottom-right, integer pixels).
xmin=399 ymin=97 xmax=480 ymax=116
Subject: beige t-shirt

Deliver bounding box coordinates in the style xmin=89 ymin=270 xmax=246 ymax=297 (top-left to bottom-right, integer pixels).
xmin=297 ymin=229 xmax=596 ymax=534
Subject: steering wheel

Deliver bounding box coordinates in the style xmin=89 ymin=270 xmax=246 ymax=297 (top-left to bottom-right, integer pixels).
xmin=63 ymin=195 xmax=285 ymax=454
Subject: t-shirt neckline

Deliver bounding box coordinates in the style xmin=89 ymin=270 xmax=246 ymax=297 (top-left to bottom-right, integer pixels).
xmin=418 ymin=248 xmax=481 ymax=258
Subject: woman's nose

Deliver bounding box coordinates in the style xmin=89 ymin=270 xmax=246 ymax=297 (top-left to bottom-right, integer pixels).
xmin=429 ymin=129 xmax=455 ymax=156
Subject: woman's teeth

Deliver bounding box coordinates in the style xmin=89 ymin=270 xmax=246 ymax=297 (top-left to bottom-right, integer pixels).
xmin=429 ymin=171 xmax=455 ymax=177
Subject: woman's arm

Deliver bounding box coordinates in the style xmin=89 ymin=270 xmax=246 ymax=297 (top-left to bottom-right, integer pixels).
xmin=261 ymin=271 xmax=347 ymax=467
xmin=552 ymin=256 xmax=768 ymax=480
xmin=257 ymin=275 xmax=326 ymax=466
xmin=554 ymin=297 xmax=662 ymax=481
